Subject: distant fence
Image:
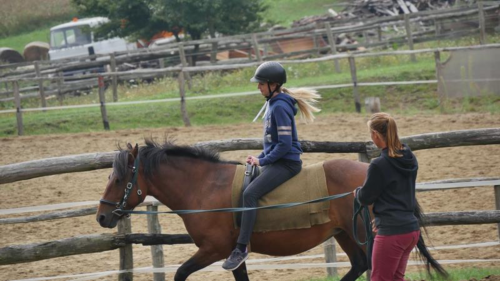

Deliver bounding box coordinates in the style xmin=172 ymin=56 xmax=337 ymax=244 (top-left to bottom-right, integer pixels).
xmin=0 ymin=2 xmax=498 ymax=118
xmin=0 ymin=128 xmax=500 ymax=280
xmin=2 ymin=42 xmax=500 ymax=136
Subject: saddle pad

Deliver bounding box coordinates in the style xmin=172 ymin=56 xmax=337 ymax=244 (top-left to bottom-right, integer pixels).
xmin=231 ymin=162 xmax=331 ymax=232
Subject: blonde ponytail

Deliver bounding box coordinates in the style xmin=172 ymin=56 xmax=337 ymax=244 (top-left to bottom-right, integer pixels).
xmin=281 ymin=87 xmax=321 ymax=123
xmin=369 ymin=112 xmax=403 ymax=157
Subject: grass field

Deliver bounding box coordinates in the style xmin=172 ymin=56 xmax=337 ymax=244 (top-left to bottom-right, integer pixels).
xmin=0 ymin=2 xmax=499 ymax=137
xmin=1 ymin=35 xmax=499 ymax=137
xmin=0 ymin=0 xmax=75 ymax=39
xmin=262 ymin=0 xmax=340 ymax=26
xmin=0 ymin=28 xmax=52 ymax=53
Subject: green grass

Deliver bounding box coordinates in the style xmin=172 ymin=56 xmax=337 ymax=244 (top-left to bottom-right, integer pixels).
xmin=2 ymin=35 xmax=500 ymax=137
xmin=0 ymin=28 xmax=52 ymax=53
xmin=262 ymin=0 xmax=340 ymax=26
xmin=305 ymin=267 xmax=500 ymax=281
xmin=0 ymin=0 xmax=75 ymax=39
xmin=1 ymin=50 xmax=499 ymax=137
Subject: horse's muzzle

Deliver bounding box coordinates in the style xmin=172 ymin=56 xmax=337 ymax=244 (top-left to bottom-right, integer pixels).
xmin=97 ymin=213 xmax=119 ymax=228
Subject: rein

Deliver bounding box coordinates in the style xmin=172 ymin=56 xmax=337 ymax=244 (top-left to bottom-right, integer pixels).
xmin=119 ymin=191 xmax=352 ymax=215
xmin=352 ymin=197 xmax=374 ymax=269
xmin=99 ymin=154 xmax=143 ymax=217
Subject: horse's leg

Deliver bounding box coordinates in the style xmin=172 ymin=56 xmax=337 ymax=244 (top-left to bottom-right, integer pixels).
xmin=232 ymin=262 xmax=250 ymax=281
xmin=174 ymin=249 xmax=221 ymax=281
xmin=334 ymin=230 xmax=368 ymax=281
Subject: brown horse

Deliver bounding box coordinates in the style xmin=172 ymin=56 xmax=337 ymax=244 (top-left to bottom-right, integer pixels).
xmin=96 ymin=139 xmax=444 ymax=281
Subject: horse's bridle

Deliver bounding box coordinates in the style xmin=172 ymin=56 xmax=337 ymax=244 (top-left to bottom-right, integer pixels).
xmin=99 ymin=154 xmax=143 ymax=217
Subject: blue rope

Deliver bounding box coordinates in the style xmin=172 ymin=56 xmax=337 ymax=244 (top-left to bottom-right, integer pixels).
xmin=120 ymin=191 xmax=352 ymax=215
xmin=352 ymin=197 xmax=374 ymax=270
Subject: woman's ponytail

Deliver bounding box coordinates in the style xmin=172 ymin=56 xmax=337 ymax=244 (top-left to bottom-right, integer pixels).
xmin=369 ymin=113 xmax=403 ymax=157
xmin=281 ymin=87 xmax=321 ymax=123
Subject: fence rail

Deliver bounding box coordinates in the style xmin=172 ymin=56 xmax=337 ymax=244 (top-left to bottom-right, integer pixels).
xmin=0 ymin=210 xmax=498 ymax=267
xmin=0 ymin=127 xmax=499 ymax=280
xmin=2 ymin=41 xmax=500 ymax=136
xmin=1 ymin=128 xmax=498 ymax=184
xmin=0 ymin=3 xmax=498 ymax=116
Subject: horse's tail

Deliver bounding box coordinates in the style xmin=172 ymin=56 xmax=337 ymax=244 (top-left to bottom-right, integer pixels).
xmin=414 ymin=200 xmax=449 ymax=278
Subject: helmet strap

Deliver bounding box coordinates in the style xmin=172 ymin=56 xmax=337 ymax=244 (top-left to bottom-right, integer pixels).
xmin=266 ymin=82 xmax=282 ymax=100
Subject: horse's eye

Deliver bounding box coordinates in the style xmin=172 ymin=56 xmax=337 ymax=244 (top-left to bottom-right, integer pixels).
xmin=115 ymin=179 xmax=120 ymax=184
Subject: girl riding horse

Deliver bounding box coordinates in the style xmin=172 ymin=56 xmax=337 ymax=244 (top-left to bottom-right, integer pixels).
xmin=222 ymin=61 xmax=321 ymax=270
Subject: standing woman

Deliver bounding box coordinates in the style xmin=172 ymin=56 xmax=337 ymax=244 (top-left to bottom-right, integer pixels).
xmin=222 ymin=61 xmax=320 ymax=271
xmin=354 ymin=113 xmax=446 ymax=281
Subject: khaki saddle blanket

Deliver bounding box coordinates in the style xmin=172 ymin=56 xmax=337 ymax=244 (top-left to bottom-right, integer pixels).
xmin=231 ymin=162 xmax=331 ymax=232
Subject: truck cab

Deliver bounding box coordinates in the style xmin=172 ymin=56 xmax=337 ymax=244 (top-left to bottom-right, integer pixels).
xmin=49 ymin=17 xmax=136 ymax=62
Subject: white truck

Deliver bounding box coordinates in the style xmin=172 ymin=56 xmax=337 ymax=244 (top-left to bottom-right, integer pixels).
xmin=48 ymin=17 xmax=136 ymax=74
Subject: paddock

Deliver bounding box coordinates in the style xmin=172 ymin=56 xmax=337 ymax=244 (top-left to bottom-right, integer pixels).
xmin=0 ymin=112 xmax=499 ymax=281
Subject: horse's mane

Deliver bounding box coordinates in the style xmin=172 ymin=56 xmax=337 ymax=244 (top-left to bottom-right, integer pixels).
xmin=113 ymin=138 xmax=239 ymax=180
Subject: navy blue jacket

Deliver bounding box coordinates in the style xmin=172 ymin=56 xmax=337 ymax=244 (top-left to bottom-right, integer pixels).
xmin=258 ymin=93 xmax=302 ymax=166
xmin=355 ymin=144 xmax=420 ymax=235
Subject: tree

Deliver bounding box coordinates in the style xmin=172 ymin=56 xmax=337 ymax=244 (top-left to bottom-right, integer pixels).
xmin=71 ymin=0 xmax=266 ymax=45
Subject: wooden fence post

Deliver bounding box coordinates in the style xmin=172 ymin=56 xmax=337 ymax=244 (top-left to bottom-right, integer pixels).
xmin=404 ymin=14 xmax=416 ymax=62
xmin=377 ymin=26 xmax=382 ymax=42
xmin=178 ymin=43 xmax=192 ymax=89
xmin=434 ymin=19 xmax=441 ymax=37
xmin=365 ymin=97 xmax=381 ymax=114
xmin=494 ymin=185 xmax=500 ymax=241
xmin=210 ymin=42 xmax=218 ymax=64
xmin=57 ymin=74 xmax=63 ymax=106
xmin=251 ymin=34 xmax=262 ymax=62
xmin=178 ymin=71 xmax=191 ymax=127
xmin=325 ymin=22 xmax=341 ymax=73
xmin=363 ymin=30 xmax=370 ymax=46
xmin=110 ymin=53 xmax=118 ymax=102
xmin=348 ymin=57 xmax=361 ymax=113
xmin=314 ymin=23 xmax=321 ymax=56
xmin=34 ymin=61 xmax=47 ymax=109
xmin=118 ymin=218 xmax=133 ymax=281
xmin=434 ymin=51 xmax=445 ymax=113
xmin=478 ymin=0 xmax=487 ymax=45
xmin=13 ymin=81 xmax=23 ymax=136
xmin=98 ymin=76 xmax=110 ymax=130
xmin=323 ymin=238 xmax=337 ymax=277
xmin=147 ymin=205 xmax=165 ymax=281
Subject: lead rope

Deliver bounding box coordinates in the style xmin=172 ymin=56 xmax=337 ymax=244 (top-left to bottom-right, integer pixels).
xmin=352 ymin=197 xmax=374 ymax=270
xmin=252 ymin=101 xmax=269 ymax=122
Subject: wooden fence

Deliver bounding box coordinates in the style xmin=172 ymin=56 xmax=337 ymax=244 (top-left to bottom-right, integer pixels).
xmin=2 ymin=42 xmax=500 ymax=136
xmin=0 ymin=2 xmax=498 ymax=112
xmin=0 ymin=128 xmax=500 ymax=280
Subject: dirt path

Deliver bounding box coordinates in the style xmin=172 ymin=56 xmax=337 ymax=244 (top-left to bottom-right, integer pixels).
xmin=0 ymin=113 xmax=499 ymax=281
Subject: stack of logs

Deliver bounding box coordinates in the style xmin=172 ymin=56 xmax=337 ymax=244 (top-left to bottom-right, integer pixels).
xmin=292 ymin=0 xmax=471 ymax=27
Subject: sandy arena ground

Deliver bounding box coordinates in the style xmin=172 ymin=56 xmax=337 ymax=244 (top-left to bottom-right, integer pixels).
xmin=0 ymin=113 xmax=499 ymax=281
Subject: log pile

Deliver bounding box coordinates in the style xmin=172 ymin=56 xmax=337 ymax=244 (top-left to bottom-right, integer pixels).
xmin=344 ymin=0 xmax=459 ymax=18
xmin=292 ymin=0 xmax=470 ymax=27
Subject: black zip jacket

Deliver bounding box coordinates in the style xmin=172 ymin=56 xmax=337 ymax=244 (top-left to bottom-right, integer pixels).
xmin=355 ymin=144 xmax=420 ymax=236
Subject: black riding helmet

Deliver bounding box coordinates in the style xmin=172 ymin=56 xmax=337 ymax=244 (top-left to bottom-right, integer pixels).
xmin=250 ymin=61 xmax=286 ymax=99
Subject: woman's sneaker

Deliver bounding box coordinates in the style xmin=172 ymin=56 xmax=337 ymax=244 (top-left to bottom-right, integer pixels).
xmin=222 ymin=248 xmax=248 ymax=271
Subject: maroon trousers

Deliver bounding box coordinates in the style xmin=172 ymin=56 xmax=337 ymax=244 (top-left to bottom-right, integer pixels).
xmin=371 ymin=230 xmax=420 ymax=281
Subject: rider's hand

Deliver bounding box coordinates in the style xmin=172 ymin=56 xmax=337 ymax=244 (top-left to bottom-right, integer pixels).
xmin=371 ymin=219 xmax=378 ymax=233
xmin=247 ymin=156 xmax=260 ymax=166
xmin=246 ymin=155 xmax=253 ymax=164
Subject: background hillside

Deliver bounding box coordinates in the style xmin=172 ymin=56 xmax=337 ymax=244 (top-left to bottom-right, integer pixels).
xmin=0 ymin=0 xmax=339 ymax=52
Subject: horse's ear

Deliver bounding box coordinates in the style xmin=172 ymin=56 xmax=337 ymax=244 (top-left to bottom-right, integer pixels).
xmin=126 ymin=143 xmax=133 ymax=151
xmin=131 ymin=144 xmax=139 ymax=158
xmin=128 ymin=144 xmax=139 ymax=166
